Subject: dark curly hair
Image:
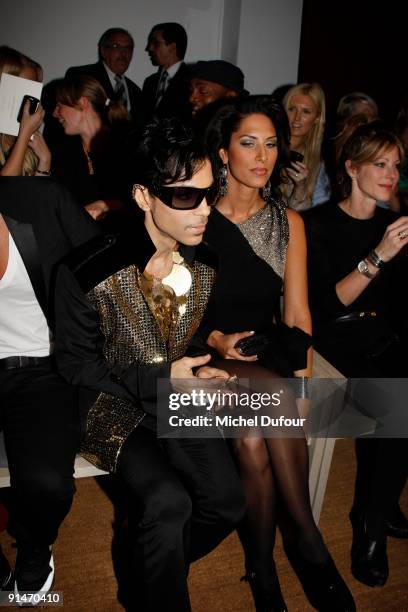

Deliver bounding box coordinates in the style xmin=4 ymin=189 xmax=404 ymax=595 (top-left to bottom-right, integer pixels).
xmin=205 ymin=95 xmax=290 ymax=193
xmin=337 ymin=119 xmax=403 ymax=198
xmin=136 ymin=117 xmax=207 ymax=192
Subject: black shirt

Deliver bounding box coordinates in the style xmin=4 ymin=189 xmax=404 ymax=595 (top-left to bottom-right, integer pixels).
xmin=303 ymin=201 xmax=398 ymax=328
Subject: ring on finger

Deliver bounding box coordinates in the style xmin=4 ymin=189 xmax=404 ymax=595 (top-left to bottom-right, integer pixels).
xmin=398 ymin=229 xmax=408 ymax=239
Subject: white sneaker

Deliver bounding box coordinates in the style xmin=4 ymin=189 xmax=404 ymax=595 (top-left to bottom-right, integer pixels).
xmin=14 ymin=546 xmax=54 ymax=607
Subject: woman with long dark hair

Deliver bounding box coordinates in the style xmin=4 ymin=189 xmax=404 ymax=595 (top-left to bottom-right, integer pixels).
xmin=203 ymin=95 xmax=355 ymax=612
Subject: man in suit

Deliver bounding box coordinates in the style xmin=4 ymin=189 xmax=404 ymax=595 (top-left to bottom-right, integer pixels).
xmin=65 ymin=28 xmax=142 ymax=120
xmin=142 ymin=22 xmax=191 ymax=122
xmin=0 ymin=178 xmax=99 ymax=598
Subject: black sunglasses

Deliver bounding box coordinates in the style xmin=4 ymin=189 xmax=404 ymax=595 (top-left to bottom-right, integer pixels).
xmin=151 ymin=185 xmax=216 ymax=210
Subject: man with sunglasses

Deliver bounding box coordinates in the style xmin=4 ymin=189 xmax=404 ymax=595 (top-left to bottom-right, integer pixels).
xmin=54 ymin=119 xmax=245 ymax=611
xmin=65 ymin=28 xmax=142 ymax=119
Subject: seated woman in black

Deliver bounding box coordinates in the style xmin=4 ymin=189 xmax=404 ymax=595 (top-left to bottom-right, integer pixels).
xmin=203 ymin=95 xmax=355 ymax=612
xmin=303 ymin=119 xmax=408 ymax=588
xmin=51 ymin=74 xmax=132 ymax=223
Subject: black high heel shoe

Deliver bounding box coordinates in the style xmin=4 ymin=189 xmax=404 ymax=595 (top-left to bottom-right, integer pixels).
xmin=284 ymin=544 xmax=355 ymax=612
xmin=241 ymin=565 xmax=288 ymax=612
xmin=349 ymin=509 xmax=388 ymax=587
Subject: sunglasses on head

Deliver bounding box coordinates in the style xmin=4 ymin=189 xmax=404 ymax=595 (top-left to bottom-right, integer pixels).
xmin=151 ymin=185 xmax=216 ymax=210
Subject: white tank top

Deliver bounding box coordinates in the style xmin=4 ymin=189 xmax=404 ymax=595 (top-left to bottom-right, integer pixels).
xmin=0 ymin=232 xmax=50 ymax=358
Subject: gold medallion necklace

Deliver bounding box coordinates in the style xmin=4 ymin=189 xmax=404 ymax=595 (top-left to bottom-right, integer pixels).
xmin=140 ymin=251 xmax=192 ymax=341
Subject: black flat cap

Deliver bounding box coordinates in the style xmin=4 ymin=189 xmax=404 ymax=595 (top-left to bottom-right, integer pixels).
xmin=190 ymin=60 xmax=248 ymax=95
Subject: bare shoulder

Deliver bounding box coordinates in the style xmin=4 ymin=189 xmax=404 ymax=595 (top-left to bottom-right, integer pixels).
xmin=286 ymin=207 xmax=305 ymax=237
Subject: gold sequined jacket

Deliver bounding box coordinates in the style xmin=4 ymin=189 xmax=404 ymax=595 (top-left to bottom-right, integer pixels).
xmin=55 ymin=225 xmax=217 ymax=473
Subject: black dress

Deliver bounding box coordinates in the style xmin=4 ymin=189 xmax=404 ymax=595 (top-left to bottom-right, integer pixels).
xmin=50 ymin=127 xmax=135 ymax=233
xmin=51 ymin=131 xmax=128 ymax=207
xmin=202 ymin=201 xmax=309 ymax=375
xmin=303 ymin=201 xmax=408 ymax=536
xmin=198 ymin=201 xmax=360 ymax=612
xmin=303 ymin=201 xmax=408 ymax=377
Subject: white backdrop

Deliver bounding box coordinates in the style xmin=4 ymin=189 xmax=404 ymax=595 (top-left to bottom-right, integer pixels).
xmin=1 ymin=0 xmax=303 ymax=94
xmin=237 ymin=0 xmax=303 ymax=94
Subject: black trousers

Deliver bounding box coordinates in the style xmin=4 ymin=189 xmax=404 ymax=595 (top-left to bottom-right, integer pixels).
xmin=117 ymin=425 xmax=245 ymax=612
xmin=0 ymin=361 xmax=81 ymax=548
xmin=316 ymin=329 xmax=408 ymax=527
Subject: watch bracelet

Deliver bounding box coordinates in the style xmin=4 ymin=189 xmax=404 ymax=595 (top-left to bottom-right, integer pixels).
xmin=368 ymin=249 xmax=384 ymax=269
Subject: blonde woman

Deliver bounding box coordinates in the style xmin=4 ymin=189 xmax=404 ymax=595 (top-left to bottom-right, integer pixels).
xmin=304 ymin=120 xmax=407 ymax=588
xmin=0 ymin=46 xmax=51 ymax=177
xmin=281 ymin=82 xmax=330 ymax=211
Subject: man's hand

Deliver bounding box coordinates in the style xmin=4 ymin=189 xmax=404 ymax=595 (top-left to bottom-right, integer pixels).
xmin=85 ymin=200 xmax=109 ymax=220
xmin=170 ymin=354 xmax=212 ymax=379
xmin=170 ymin=355 xmax=231 ymax=398
xmin=196 ymin=366 xmax=229 ymax=379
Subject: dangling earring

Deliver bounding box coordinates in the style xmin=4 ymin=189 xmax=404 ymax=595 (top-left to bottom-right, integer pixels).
xmin=218 ymin=164 xmax=228 ymax=197
xmin=262 ymin=180 xmax=271 ymax=201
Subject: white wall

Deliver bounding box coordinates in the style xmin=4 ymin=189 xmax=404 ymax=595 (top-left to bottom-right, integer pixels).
xmin=237 ymin=0 xmax=303 ymax=94
xmin=220 ymin=0 xmax=242 ymax=63
xmin=1 ymin=0 xmax=302 ymax=93
xmin=0 ymin=0 xmax=227 ymax=85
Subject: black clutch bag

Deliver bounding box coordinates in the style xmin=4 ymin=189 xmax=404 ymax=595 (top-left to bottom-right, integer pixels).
xmin=234 ymin=325 xmax=312 ymax=369
xmin=234 ymin=333 xmax=270 ymax=356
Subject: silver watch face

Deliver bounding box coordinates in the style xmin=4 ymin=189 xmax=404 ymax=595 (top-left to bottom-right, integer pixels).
xmin=358 ymin=260 xmax=368 ymax=274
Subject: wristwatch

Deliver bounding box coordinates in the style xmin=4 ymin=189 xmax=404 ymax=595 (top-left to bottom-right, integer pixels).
xmin=357 ymin=259 xmax=376 ymax=279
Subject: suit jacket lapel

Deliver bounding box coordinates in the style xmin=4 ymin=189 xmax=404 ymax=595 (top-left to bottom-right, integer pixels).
xmin=3 ymin=215 xmax=48 ymax=318
xmin=97 ymin=62 xmax=115 ymax=98
xmin=148 ymin=73 xmax=160 ymax=102
xmin=160 ymin=63 xmax=187 ymax=109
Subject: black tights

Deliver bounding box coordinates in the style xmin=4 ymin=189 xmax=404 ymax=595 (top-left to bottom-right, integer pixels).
xmin=233 ymin=435 xmax=328 ymax=588
xmin=214 ymin=360 xmax=328 ymax=590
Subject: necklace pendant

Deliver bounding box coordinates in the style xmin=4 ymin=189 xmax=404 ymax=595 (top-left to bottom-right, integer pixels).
xmin=162 ymin=263 xmax=192 ymax=296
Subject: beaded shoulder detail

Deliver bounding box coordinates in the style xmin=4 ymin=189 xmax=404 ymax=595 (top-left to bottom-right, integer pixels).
xmin=237 ymin=198 xmax=289 ymax=278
